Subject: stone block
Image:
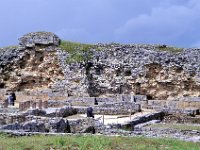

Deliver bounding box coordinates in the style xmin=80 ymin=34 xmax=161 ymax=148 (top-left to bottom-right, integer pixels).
xmin=184 ymin=108 xmax=199 ymax=116
xmin=19 ymin=32 xmax=60 ymax=48
xmin=38 ymin=100 xmax=42 ymax=109
xmin=25 ymin=101 xmax=30 ymax=110
xmin=3 ymin=100 xmax=8 ymax=108
xmin=31 ymin=101 xmax=37 ymax=109
xmin=43 ymin=101 xmax=48 ymax=109
xmin=19 ymin=102 xmax=25 ymax=111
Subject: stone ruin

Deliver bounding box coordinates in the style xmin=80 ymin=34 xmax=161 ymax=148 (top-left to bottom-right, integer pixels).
xmin=1 ymin=89 xmax=200 ymax=141
xmin=0 ymin=91 xmax=158 ymax=134
xmin=0 ymin=32 xmax=200 ymax=141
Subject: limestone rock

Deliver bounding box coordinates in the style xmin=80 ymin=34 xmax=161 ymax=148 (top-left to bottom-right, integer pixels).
xmin=0 ymin=33 xmax=64 ymax=91
xmin=22 ymin=121 xmax=46 ymax=132
xmin=1 ymin=32 xmax=200 ymax=100
xmin=25 ymin=109 xmax=46 ymax=116
xmin=68 ymin=118 xmax=95 ymax=133
xmin=56 ymin=43 xmax=200 ymax=99
xmin=48 ymin=118 xmax=69 ymax=133
xmin=19 ymin=32 xmax=60 ymax=48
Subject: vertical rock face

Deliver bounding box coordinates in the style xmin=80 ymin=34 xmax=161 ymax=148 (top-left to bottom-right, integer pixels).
xmin=0 ymin=32 xmax=64 ymax=91
xmin=56 ymin=44 xmax=200 ymax=99
xmin=0 ymin=32 xmax=200 ymax=100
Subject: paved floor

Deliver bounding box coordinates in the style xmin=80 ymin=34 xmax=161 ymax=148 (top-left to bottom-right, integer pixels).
xmin=70 ymin=109 xmax=156 ymax=125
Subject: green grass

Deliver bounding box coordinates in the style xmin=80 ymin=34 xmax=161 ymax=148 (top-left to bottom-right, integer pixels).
xmin=150 ymin=123 xmax=200 ymax=131
xmin=0 ymin=133 xmax=199 ymax=150
xmin=156 ymin=45 xmax=183 ymax=53
xmin=59 ymin=40 xmax=96 ymax=63
xmin=1 ymin=45 xmax=18 ymax=50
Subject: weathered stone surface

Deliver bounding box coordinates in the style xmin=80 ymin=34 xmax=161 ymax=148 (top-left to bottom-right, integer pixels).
xmin=1 ymin=32 xmax=200 ymax=100
xmin=75 ymin=102 xmax=141 ymax=115
xmin=120 ymin=111 xmax=165 ymax=130
xmin=68 ymin=118 xmax=95 ymax=133
xmin=0 ymin=42 xmax=64 ymax=91
xmin=163 ymin=114 xmax=200 ymax=124
xmin=45 ymin=107 xmax=77 ymax=117
xmin=55 ymin=44 xmax=200 ymax=99
xmin=0 ymin=116 xmax=96 ymax=134
xmin=134 ymin=120 xmax=161 ymax=131
xmin=48 ymin=118 xmax=69 ymax=133
xmin=22 ymin=121 xmax=46 ymax=132
xmin=0 ymin=113 xmax=26 ymax=125
xmin=25 ymin=109 xmax=46 ymax=116
xmin=19 ymin=32 xmax=60 ymax=47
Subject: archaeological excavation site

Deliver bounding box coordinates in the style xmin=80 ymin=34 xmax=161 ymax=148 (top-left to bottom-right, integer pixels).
xmin=0 ymin=32 xmax=200 ymax=142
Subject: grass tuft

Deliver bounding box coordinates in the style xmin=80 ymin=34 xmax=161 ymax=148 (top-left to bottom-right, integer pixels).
xmin=156 ymin=45 xmax=183 ymax=53
xmin=59 ymin=40 xmax=96 ymax=63
xmin=1 ymin=45 xmax=18 ymax=50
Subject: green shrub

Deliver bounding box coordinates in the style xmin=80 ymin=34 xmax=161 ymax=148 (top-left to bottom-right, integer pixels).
xmin=59 ymin=40 xmax=96 ymax=64
xmin=157 ymin=45 xmax=183 ymax=53
xmin=1 ymin=45 xmax=18 ymax=50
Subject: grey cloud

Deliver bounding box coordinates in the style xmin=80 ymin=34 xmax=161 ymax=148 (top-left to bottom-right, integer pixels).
xmin=56 ymin=28 xmax=91 ymax=43
xmin=0 ymin=0 xmax=199 ymax=47
xmin=114 ymin=0 xmax=200 ymax=47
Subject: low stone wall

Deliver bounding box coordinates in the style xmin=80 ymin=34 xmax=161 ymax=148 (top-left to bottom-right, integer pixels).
xmin=45 ymin=107 xmax=77 ymax=118
xmin=120 ymin=94 xmax=147 ymax=102
xmin=48 ymin=100 xmax=69 ymax=108
xmin=18 ymin=100 xmax=48 ymax=111
xmin=0 ymin=107 xmax=77 ymax=125
xmin=47 ymin=94 xmax=146 ymax=108
xmin=1 ymin=117 xmax=96 ymax=134
xmin=75 ymin=102 xmax=141 ymax=115
xmin=147 ymin=97 xmax=200 ymax=116
xmin=177 ymin=97 xmax=200 ymax=109
xmin=121 ymin=111 xmax=165 ymax=130
xmin=68 ymin=118 xmax=96 ymax=133
xmin=97 ymin=102 xmax=141 ymax=115
xmin=76 ymin=107 xmax=138 ymax=115
xmin=67 ymin=97 xmax=118 ymax=106
xmin=134 ymin=120 xmax=161 ymax=131
xmin=67 ymin=97 xmax=95 ymax=106
xmin=163 ymin=114 xmax=200 ymax=124
xmin=0 ymin=113 xmax=26 ymax=125
xmin=162 ymin=108 xmax=199 ymax=116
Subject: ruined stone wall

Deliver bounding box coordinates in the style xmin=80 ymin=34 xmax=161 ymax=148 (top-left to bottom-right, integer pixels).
xmin=163 ymin=114 xmax=200 ymax=124
xmin=75 ymin=102 xmax=141 ymax=115
xmin=1 ymin=117 xmax=96 ymax=133
xmin=0 ymin=113 xmax=26 ymax=125
xmin=147 ymin=97 xmax=200 ymax=112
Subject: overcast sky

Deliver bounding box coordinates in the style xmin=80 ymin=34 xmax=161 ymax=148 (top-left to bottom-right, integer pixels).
xmin=0 ymin=0 xmax=200 ymax=48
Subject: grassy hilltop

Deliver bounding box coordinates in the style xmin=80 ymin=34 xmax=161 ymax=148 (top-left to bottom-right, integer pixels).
xmin=59 ymin=40 xmax=184 ymax=64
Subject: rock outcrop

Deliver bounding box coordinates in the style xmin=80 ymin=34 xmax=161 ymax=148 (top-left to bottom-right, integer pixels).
xmin=0 ymin=32 xmax=200 ymax=100
xmin=19 ymin=32 xmax=60 ymax=48
xmin=57 ymin=44 xmax=200 ymax=99
xmin=0 ymin=32 xmax=64 ymax=91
